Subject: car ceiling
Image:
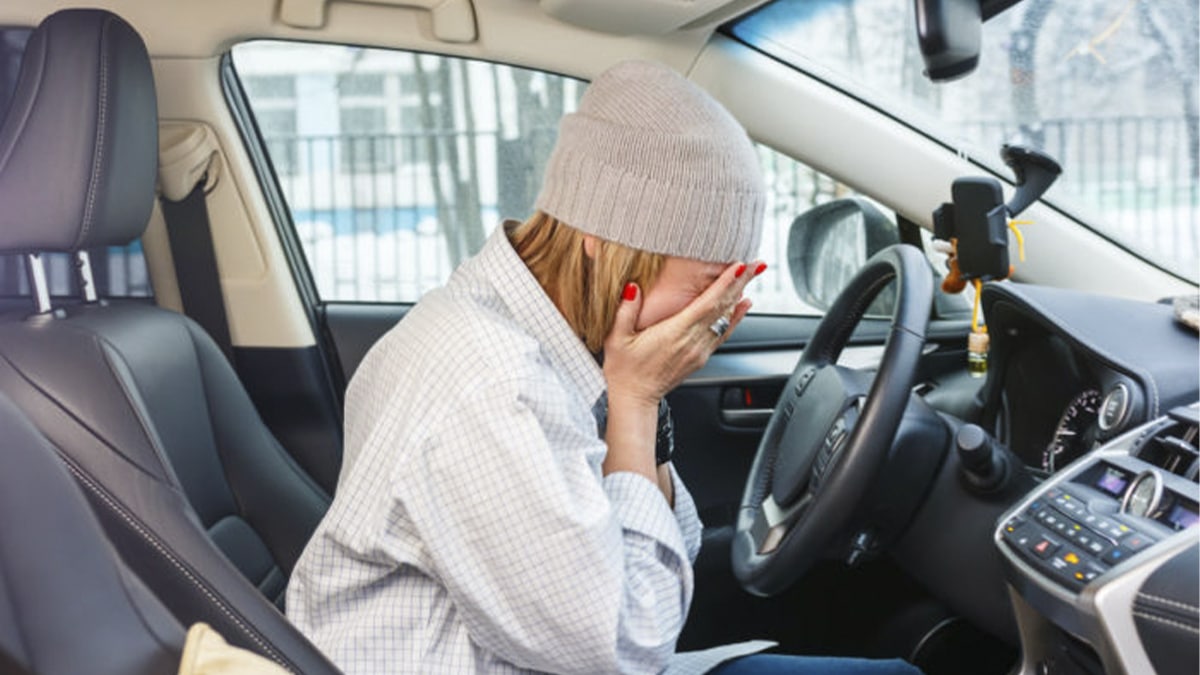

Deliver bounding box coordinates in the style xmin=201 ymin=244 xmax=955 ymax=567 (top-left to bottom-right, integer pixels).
xmin=0 ymin=0 xmax=769 ymax=71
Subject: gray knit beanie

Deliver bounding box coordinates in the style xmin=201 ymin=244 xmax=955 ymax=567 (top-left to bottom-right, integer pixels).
xmin=534 ymin=60 xmax=765 ymax=263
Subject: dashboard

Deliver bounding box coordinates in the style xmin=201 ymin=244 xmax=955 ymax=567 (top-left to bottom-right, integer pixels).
xmin=979 ymin=283 xmax=1197 ymax=478
xmin=992 ymin=331 xmax=1145 ymax=477
xmin=975 ymin=283 xmax=1200 ymax=675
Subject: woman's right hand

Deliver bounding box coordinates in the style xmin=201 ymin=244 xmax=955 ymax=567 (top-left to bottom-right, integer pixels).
xmin=603 ymin=259 xmax=763 ymax=407
xmin=599 ymin=260 xmax=763 ymax=484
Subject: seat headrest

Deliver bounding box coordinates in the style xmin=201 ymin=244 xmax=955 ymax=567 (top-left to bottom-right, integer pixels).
xmin=0 ymin=9 xmax=157 ymax=253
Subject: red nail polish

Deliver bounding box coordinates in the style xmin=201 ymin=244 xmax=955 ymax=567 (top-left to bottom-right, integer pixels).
xmin=622 ymin=283 xmax=638 ymax=301
xmin=734 ymin=263 xmax=747 ymax=278
xmin=755 ymin=262 xmax=768 ymax=276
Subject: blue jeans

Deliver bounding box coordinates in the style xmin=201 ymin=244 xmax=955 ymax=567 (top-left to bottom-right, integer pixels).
xmin=710 ymin=654 xmax=923 ymax=674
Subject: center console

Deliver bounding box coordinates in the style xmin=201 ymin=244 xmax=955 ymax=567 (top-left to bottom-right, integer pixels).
xmin=994 ymin=406 xmax=1200 ymax=675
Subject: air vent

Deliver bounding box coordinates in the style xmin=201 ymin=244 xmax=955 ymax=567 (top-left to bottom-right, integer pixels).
xmin=1135 ymin=406 xmax=1200 ymax=482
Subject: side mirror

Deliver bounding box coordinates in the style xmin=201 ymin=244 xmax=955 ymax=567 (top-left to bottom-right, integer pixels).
xmin=787 ymin=197 xmax=899 ymax=314
xmin=914 ymin=0 xmax=982 ymax=82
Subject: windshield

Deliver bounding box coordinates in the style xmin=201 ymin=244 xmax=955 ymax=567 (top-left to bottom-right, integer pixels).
xmin=730 ymin=0 xmax=1199 ymax=282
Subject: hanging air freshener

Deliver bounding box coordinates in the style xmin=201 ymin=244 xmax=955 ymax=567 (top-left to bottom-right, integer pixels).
xmin=929 ymin=144 xmax=1059 ymax=377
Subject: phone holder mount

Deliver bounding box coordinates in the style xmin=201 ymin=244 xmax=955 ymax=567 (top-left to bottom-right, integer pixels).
xmin=933 ymin=145 xmax=1062 ymax=281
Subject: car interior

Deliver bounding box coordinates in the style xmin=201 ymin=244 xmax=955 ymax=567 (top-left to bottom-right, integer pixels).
xmin=0 ymin=1 xmax=1196 ymax=675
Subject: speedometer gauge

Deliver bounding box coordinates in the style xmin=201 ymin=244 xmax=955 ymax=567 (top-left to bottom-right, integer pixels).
xmin=1042 ymin=389 xmax=1102 ymax=473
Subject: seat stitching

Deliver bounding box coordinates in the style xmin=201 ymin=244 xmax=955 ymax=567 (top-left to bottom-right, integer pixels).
xmin=58 ymin=457 xmax=295 ymax=671
xmin=1136 ymin=592 xmax=1200 ymax=614
xmin=0 ymin=347 xmax=165 ymax=484
xmin=1132 ymin=610 xmax=1200 ymax=635
xmin=79 ymin=16 xmax=112 ymax=246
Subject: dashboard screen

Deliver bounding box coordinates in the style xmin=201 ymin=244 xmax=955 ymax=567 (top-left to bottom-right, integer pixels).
xmin=1095 ymin=466 xmax=1131 ymax=497
xmin=1163 ymin=501 xmax=1199 ymax=531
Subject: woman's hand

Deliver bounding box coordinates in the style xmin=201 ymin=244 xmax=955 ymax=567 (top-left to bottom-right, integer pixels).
xmin=600 ymin=260 xmax=765 ymax=486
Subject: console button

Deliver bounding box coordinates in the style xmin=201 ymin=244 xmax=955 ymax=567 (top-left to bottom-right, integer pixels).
xmin=1084 ymin=538 xmax=1109 ymax=557
xmin=1074 ymin=561 xmax=1107 ymax=584
xmin=1030 ymin=536 xmax=1060 ymax=559
xmin=1102 ymin=546 xmax=1133 ymax=565
xmin=1122 ymin=533 xmax=1154 ymax=552
xmin=1049 ymin=549 xmax=1083 ymax=574
xmin=1003 ymin=514 xmax=1027 ymax=532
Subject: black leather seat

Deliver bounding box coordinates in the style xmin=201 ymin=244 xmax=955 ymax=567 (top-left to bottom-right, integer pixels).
xmin=0 ymin=392 xmax=184 ymax=675
xmin=0 ymin=9 xmax=338 ymax=673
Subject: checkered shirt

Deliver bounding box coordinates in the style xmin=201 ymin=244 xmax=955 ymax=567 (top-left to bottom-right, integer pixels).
xmin=288 ymin=224 xmax=768 ymax=674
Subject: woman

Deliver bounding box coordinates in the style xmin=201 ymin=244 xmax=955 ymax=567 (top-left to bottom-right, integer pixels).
xmin=288 ymin=60 xmax=920 ymax=675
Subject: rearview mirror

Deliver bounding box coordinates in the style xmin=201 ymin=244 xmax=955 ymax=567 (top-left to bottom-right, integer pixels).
xmin=914 ymin=0 xmax=981 ymax=82
xmin=787 ymin=198 xmax=899 ymax=314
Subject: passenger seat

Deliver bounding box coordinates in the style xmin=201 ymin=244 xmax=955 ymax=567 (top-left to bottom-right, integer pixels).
xmin=0 ymin=391 xmax=184 ymax=675
xmin=0 ymin=9 xmax=337 ymax=673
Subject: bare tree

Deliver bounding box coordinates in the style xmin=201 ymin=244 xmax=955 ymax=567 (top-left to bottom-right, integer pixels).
xmin=411 ymin=54 xmax=486 ymax=266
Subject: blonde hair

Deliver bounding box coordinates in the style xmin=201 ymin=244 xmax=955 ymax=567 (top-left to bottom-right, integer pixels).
xmin=510 ymin=211 xmax=665 ymax=353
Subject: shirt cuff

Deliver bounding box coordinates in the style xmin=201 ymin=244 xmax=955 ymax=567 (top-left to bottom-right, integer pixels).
xmin=603 ymin=472 xmax=688 ymax=562
xmin=668 ymin=466 xmax=703 ymax=564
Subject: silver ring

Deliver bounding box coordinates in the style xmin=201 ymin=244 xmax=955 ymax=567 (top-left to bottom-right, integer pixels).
xmin=708 ymin=316 xmax=731 ymax=338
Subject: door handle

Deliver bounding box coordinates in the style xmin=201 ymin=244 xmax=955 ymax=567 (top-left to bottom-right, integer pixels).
xmin=720 ymin=408 xmax=774 ymax=428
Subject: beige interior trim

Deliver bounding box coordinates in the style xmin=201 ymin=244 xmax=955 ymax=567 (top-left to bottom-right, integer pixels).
xmin=688 ymin=36 xmax=1194 ymax=302
xmin=0 ymin=1 xmax=709 ymax=71
xmin=541 ymin=0 xmax=737 ymax=36
xmin=142 ymin=201 xmax=184 ymax=314
xmin=152 ymin=60 xmax=316 ymax=349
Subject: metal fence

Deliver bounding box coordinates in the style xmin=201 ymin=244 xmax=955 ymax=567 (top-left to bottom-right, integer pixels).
xmin=267 ymin=115 xmax=1199 ymax=304
xmin=267 ymin=132 xmax=842 ymax=308
xmin=965 ymin=115 xmax=1199 ymax=275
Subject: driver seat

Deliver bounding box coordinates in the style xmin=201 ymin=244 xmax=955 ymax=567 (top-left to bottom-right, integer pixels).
xmin=0 ymin=9 xmax=337 ymax=673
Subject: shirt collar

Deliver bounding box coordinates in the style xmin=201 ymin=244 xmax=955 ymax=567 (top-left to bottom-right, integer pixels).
xmin=475 ymin=222 xmax=606 ymax=406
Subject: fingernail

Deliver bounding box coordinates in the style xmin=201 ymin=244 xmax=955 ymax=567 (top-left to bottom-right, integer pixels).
xmin=622 ymin=283 xmax=638 ymax=301
xmin=734 ymin=263 xmax=747 ymax=278
xmin=754 ymin=262 xmax=768 ymax=276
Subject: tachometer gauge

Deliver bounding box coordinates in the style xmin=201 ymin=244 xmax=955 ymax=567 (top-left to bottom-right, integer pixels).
xmin=1121 ymin=471 xmax=1163 ymax=518
xmin=1042 ymin=389 xmax=1102 ymax=473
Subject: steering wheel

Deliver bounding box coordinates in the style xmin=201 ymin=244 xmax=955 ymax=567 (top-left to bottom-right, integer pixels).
xmin=733 ymin=244 xmax=934 ymax=596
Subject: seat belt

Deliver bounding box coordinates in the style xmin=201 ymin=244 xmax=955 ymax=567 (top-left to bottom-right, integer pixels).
xmin=160 ymin=182 xmax=235 ymax=364
xmin=158 ymin=123 xmax=234 ymax=364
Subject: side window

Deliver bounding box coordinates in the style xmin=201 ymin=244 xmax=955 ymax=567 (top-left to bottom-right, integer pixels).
xmin=232 ymin=42 xmax=887 ymax=316
xmin=0 ymin=26 xmax=151 ymax=300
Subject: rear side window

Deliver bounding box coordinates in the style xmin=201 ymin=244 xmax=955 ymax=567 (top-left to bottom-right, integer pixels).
xmin=232 ymin=42 xmax=871 ymax=315
xmin=0 ymin=26 xmax=153 ymax=300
